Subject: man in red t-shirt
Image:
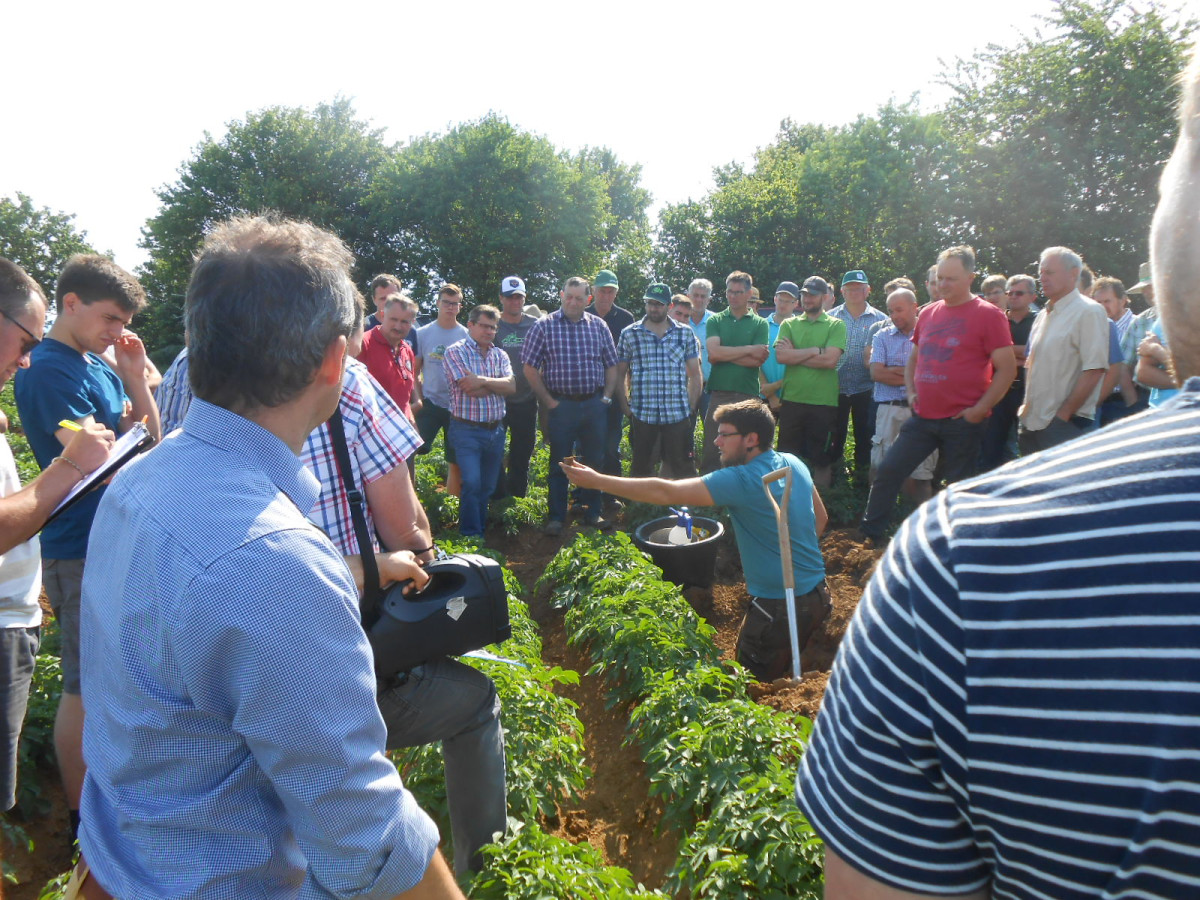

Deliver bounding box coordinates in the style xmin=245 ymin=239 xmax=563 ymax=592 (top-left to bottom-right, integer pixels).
xmin=358 ymin=293 xmax=421 ymax=421
xmin=860 ymin=246 xmax=1015 ymax=541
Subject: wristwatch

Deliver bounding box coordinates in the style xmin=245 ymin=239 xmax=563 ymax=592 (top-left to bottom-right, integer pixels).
xmin=600 ymin=396 xmax=612 ymax=405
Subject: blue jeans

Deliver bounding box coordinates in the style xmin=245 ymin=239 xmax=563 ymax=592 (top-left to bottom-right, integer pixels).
xmin=547 ymin=395 xmax=606 ymax=522
xmin=378 ymin=658 xmax=506 ymax=874
xmin=448 ymin=420 xmax=505 ymax=537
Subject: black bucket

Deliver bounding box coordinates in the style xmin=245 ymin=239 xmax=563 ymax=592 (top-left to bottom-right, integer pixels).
xmin=633 ymin=516 xmax=725 ymax=589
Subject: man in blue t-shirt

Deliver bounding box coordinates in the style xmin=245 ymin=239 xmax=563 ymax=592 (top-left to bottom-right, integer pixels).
xmin=13 ymin=254 xmax=160 ymax=840
xmin=561 ymin=398 xmax=829 ymax=681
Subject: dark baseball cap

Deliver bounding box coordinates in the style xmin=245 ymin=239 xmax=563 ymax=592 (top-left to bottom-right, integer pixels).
xmin=774 ymin=281 xmax=800 ymax=299
xmin=800 ymin=276 xmax=830 ymax=295
xmin=643 ymin=283 xmax=672 ymax=305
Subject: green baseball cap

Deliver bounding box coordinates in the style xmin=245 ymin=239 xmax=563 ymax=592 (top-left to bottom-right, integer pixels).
xmin=841 ymin=270 xmax=869 ymax=286
xmin=643 ymin=283 xmax=672 ymax=305
xmin=594 ymin=269 xmax=619 ymax=289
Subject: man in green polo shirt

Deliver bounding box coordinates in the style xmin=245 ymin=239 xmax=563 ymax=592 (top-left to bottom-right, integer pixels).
xmin=700 ymin=270 xmax=769 ymax=472
xmin=775 ymin=276 xmax=847 ymax=487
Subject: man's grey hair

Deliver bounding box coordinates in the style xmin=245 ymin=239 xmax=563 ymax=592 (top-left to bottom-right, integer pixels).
xmin=1040 ymin=246 xmax=1083 ymax=274
xmin=1006 ymin=274 xmax=1037 ymax=294
xmin=688 ymin=278 xmax=713 ymax=294
xmin=186 ymin=215 xmax=361 ymax=412
xmin=383 ymin=292 xmax=416 ymax=313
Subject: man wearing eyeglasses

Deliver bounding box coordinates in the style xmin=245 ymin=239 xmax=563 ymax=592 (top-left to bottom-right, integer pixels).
xmin=414 ymin=284 xmax=468 ymax=495
xmin=979 ymin=274 xmax=1040 ymax=470
xmin=12 ymin=254 xmax=160 ymax=843
xmin=0 ymin=259 xmax=113 ymax=817
xmin=561 ymin=398 xmax=829 ymax=682
xmin=700 ymin=271 xmax=769 ymax=473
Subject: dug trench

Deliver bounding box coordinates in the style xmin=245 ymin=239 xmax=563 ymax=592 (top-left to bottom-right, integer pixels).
xmin=0 ymin=525 xmax=880 ymax=898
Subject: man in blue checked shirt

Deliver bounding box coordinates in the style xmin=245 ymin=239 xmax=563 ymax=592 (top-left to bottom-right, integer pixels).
xmin=78 ymin=216 xmax=463 ymax=899
xmin=615 ymin=283 xmax=702 ymax=478
xmin=521 ymin=275 xmax=619 ymax=535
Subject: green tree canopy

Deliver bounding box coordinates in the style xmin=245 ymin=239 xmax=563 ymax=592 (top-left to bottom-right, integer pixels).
xmin=138 ymin=98 xmax=392 ymax=351
xmin=0 ymin=193 xmax=97 ymax=301
xmin=942 ymin=0 xmax=1196 ymax=280
xmin=655 ymin=105 xmax=963 ymax=306
xmin=370 ymin=114 xmax=628 ymax=311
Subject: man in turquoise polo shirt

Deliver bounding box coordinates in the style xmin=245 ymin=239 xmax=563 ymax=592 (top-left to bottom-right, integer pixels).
xmin=561 ymin=398 xmax=829 ymax=682
xmin=700 ymin=271 xmax=769 ymax=473
xmin=775 ymin=276 xmax=847 ymax=487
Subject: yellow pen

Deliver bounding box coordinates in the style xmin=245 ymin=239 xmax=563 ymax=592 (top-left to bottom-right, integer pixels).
xmin=58 ymin=420 xmax=83 ymax=432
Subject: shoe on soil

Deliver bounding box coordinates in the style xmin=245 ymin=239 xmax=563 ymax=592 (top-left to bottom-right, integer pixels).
xmin=584 ymin=513 xmax=612 ymax=530
xmin=604 ymin=498 xmax=625 ymax=513
xmin=543 ymin=519 xmax=564 ymax=536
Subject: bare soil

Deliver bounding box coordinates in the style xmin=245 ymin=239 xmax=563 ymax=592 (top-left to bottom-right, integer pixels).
xmin=0 ymin=522 xmax=881 ymax=898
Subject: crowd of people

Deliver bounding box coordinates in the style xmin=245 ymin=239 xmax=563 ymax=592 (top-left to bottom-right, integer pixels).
xmin=0 ymin=47 xmax=1197 ymax=899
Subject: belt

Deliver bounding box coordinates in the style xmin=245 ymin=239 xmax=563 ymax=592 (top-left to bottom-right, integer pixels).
xmin=880 ymin=399 xmax=909 ymax=407
xmin=451 ymin=416 xmax=503 ymax=429
xmin=550 ymin=389 xmax=602 ymax=402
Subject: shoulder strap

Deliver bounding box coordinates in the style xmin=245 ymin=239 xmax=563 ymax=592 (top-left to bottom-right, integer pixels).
xmin=327 ymin=408 xmax=382 ymax=618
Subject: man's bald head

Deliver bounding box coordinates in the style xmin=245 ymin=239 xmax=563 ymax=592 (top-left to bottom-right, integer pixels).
xmin=1151 ymin=46 xmax=1200 ymax=382
xmin=885 ymin=288 xmax=918 ymax=333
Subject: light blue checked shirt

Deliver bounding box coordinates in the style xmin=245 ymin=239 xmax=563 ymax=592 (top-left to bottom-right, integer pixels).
xmin=79 ymin=399 xmax=439 ymax=899
xmin=829 ymin=303 xmax=888 ymax=395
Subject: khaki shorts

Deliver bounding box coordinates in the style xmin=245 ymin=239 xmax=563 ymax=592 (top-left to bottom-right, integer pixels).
xmin=871 ymin=403 xmax=937 ymax=482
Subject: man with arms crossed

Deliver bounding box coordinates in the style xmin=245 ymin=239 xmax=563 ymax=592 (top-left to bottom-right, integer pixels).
xmin=493 ymin=276 xmax=540 ymax=499
xmin=0 ymin=259 xmax=112 ymax=815
xmin=78 ymin=217 xmax=462 ymax=898
xmin=700 ymin=271 xmax=769 ymax=472
xmin=798 ymin=51 xmax=1200 ymax=898
xmin=13 ymin=254 xmax=160 ymax=841
xmin=563 ymin=399 xmax=829 ymax=682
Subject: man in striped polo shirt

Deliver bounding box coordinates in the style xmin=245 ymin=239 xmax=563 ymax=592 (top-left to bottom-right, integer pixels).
xmin=443 ymin=304 xmax=515 ymax=539
xmin=798 ymin=49 xmax=1200 ymax=898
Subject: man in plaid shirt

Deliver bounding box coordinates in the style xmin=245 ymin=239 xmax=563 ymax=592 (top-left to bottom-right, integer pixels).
xmin=443 ymin=304 xmax=515 ymax=538
xmin=522 ymin=276 xmax=619 ymax=535
xmin=616 ymin=283 xmax=703 ymax=478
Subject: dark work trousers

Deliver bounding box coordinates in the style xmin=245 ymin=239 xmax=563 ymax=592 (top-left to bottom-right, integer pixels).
xmin=601 ymin=401 xmax=624 ymax=477
xmin=494 ymin=398 xmax=538 ymax=499
xmin=1017 ymin=415 xmax=1091 ymax=456
xmin=630 ymin=415 xmax=696 ymax=478
xmin=832 ymin=389 xmax=874 ymax=479
xmin=979 ymin=387 xmax=1023 ymax=473
xmin=861 ymin=414 xmax=983 ymax=538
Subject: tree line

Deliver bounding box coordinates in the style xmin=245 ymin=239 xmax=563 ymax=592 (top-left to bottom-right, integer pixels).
xmin=1 ymin=0 xmax=1193 ymax=361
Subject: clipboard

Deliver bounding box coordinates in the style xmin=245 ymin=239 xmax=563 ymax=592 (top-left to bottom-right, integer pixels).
xmin=43 ymin=422 xmax=157 ymax=527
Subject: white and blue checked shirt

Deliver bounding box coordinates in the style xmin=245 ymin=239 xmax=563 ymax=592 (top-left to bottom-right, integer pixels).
xmin=617 ymin=318 xmax=700 ymax=424
xmin=829 ymin=303 xmax=888 ymax=395
xmin=79 ymin=399 xmax=439 ymax=899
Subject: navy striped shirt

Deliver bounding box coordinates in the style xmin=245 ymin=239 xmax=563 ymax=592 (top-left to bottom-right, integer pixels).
xmin=798 ymin=380 xmax=1200 ymax=898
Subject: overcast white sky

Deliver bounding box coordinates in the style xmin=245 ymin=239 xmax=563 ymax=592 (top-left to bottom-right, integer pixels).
xmin=4 ymin=0 xmax=1172 ymax=271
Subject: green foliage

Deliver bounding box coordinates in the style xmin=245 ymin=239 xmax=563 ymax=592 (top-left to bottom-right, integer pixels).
xmin=372 ymin=114 xmax=619 ymax=308
xmin=413 ymin=440 xmax=460 ymax=535
xmin=0 ymin=192 xmax=97 ymax=297
xmin=36 ymin=869 xmax=72 ymax=900
xmin=138 ymin=98 xmax=393 ymax=351
xmin=2 ymin=818 xmax=32 ymax=884
xmin=942 ymin=0 xmax=1195 ymax=280
xmin=469 ymin=820 xmax=667 ymax=899
xmin=669 ymin=771 xmax=824 ymax=898
xmin=627 ymin=664 xmax=751 ymax=750
xmin=0 ymin=384 xmax=38 ymax=484
xmin=644 ymin=702 xmax=808 ymax=831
